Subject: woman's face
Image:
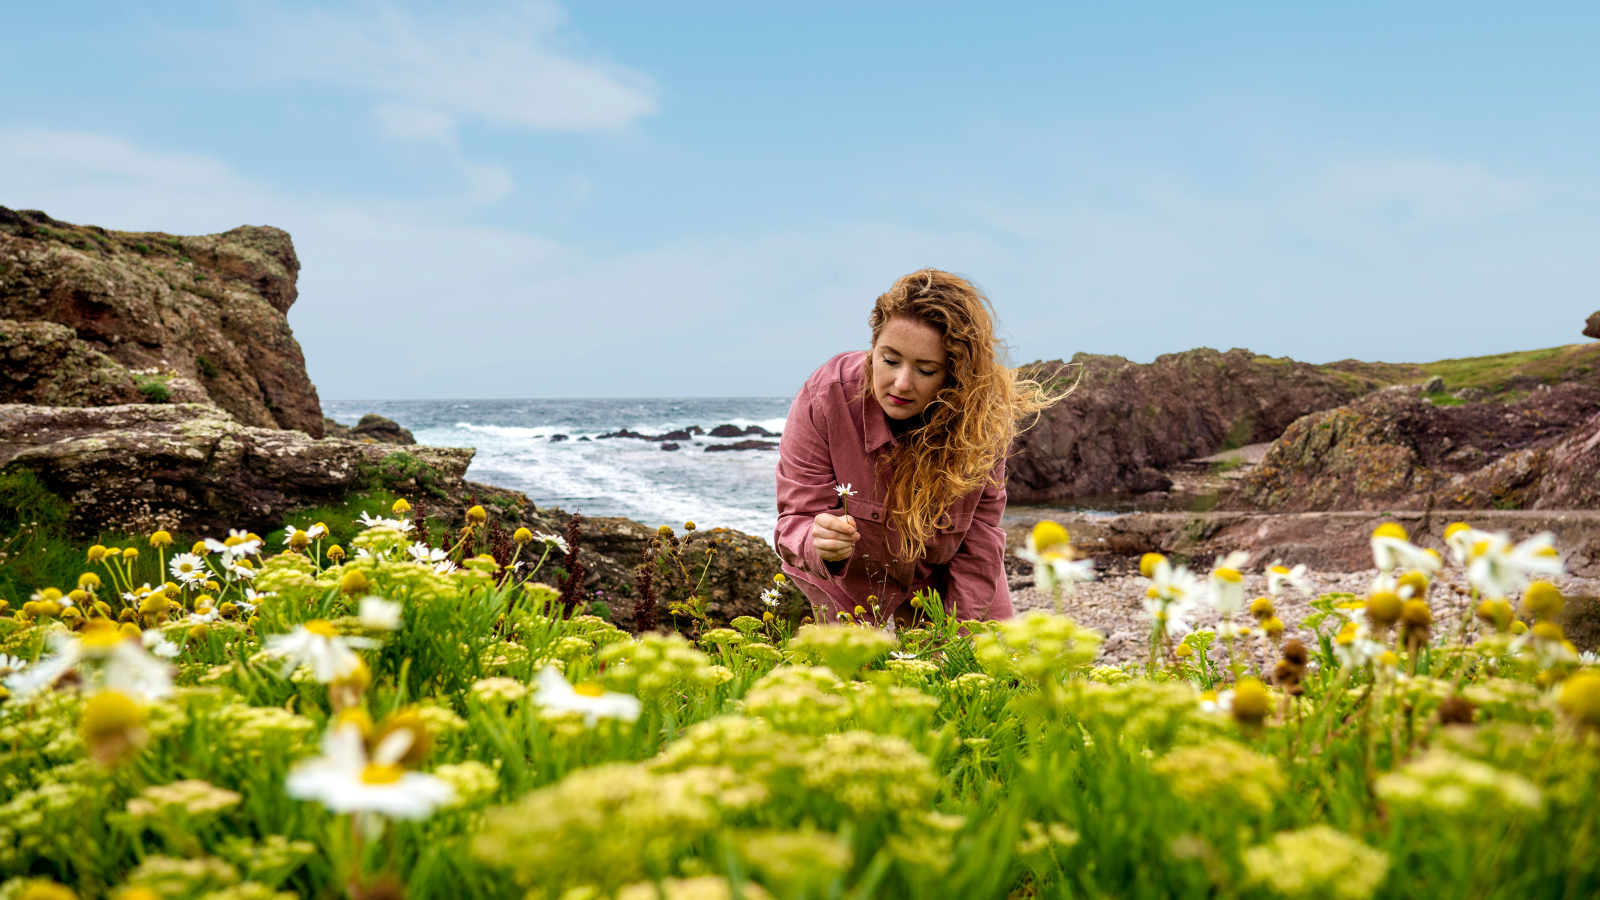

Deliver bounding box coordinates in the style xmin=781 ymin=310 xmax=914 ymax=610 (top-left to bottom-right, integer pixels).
xmin=871 ymin=315 xmax=948 ymax=420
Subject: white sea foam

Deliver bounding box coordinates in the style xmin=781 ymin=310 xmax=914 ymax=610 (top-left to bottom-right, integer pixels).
xmin=329 ymin=398 xmax=792 ymax=539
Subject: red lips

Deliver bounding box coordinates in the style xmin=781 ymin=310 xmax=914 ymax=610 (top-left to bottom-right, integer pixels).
xmin=887 ymin=395 xmax=912 ymax=406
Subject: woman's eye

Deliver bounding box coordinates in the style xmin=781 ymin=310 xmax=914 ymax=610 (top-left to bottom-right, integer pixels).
xmin=919 ymin=369 xmax=936 ymax=377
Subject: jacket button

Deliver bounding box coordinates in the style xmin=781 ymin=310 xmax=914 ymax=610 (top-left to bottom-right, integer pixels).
xmin=871 ymin=511 xmax=879 ymax=519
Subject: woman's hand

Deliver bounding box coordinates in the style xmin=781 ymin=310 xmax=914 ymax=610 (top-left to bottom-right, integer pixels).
xmin=812 ymin=513 xmax=859 ymax=562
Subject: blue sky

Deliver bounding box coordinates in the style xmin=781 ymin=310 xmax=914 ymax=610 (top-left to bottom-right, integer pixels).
xmin=1 ymin=1 xmax=1596 ymax=398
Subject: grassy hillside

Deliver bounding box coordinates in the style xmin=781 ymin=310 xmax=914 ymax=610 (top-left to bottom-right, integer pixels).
xmin=1319 ymin=342 xmax=1600 ymax=400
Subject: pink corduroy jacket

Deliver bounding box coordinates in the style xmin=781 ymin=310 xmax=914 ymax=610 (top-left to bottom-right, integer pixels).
xmin=774 ymin=351 xmax=1014 ymax=622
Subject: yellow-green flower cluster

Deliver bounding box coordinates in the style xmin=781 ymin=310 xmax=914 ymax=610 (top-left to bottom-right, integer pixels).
xmin=1243 ymin=826 xmax=1390 ymax=900
xmin=1374 ymin=749 xmax=1542 ymax=818
xmin=598 ymin=633 xmax=723 ymax=698
xmin=1153 ymin=740 xmax=1285 ymax=815
xmin=974 ymin=611 xmax=1102 ymax=683
xmin=787 ymin=624 xmax=896 ymax=676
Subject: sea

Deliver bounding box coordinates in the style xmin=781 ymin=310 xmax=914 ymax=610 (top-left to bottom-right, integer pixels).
xmin=322 ymin=398 xmax=793 ymax=539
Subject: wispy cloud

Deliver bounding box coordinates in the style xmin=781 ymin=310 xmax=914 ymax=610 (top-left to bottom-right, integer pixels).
xmin=233 ymin=1 xmax=658 ymax=134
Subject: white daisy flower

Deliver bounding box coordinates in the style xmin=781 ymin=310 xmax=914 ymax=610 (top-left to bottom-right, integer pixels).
xmin=532 ymin=666 xmax=641 ymax=726
xmin=358 ymin=511 xmax=415 ymax=533
xmin=834 ymin=483 xmax=857 ymax=499
xmin=1370 ymin=524 xmax=1439 ymax=574
xmin=1016 ymin=523 xmax=1095 ymax=596
xmin=1464 ymin=531 xmax=1564 ymax=598
xmin=408 ymin=542 xmax=448 ymax=564
xmin=5 ymin=630 xmax=174 ymax=703
xmin=142 ymin=629 xmax=180 ymax=660
xmin=1147 ymin=557 xmax=1203 ymax=605
xmin=1198 ymin=688 xmax=1233 ymax=715
xmin=432 ymin=559 xmax=458 ymax=576
xmin=534 ymin=531 xmax=570 ymax=553
xmin=203 ymin=529 xmax=262 ymax=565
xmin=1266 ymin=561 xmax=1315 ymax=598
xmin=306 ymin=523 xmax=329 ymax=540
xmin=359 ymin=597 xmax=403 ymax=632
xmin=760 ymin=587 xmax=780 ymax=608
xmin=263 ymin=621 xmax=378 ymax=683
xmin=286 ymin=722 xmax=454 ymax=820
xmin=0 ymin=653 xmax=28 ymax=678
xmin=1143 ymin=596 xmax=1198 ymax=638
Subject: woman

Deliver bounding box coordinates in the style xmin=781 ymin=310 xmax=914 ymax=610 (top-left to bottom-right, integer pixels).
xmin=774 ymin=269 xmax=1057 ymax=624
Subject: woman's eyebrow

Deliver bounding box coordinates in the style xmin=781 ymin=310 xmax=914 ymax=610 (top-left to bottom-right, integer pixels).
xmin=878 ymin=343 xmax=945 ymax=366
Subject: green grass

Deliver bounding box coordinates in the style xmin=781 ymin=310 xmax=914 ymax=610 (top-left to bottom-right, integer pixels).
xmin=1319 ymin=343 xmax=1600 ymax=401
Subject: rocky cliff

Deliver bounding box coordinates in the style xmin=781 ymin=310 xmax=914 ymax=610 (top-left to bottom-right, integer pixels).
xmin=1006 ymin=348 xmax=1388 ymax=502
xmin=0 ymin=207 xmax=323 ymax=435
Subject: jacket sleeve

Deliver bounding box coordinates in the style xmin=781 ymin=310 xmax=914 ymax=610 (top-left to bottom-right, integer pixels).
xmin=944 ymin=457 xmax=1013 ymax=620
xmin=774 ymin=382 xmax=843 ymax=585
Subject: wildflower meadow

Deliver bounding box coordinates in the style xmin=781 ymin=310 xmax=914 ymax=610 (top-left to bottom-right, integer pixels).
xmin=1 ymin=497 xmax=1597 ymax=900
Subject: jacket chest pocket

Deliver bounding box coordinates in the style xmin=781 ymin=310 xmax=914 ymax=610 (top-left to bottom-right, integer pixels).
xmin=845 ymin=496 xmax=892 ymax=567
xmin=924 ymin=508 xmax=977 ymax=565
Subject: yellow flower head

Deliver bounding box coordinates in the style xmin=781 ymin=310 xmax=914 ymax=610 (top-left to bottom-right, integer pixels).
xmin=148 ymin=530 xmax=174 ymax=548
xmin=191 ymin=541 xmax=208 ymax=555
xmin=87 ymin=545 xmax=107 ymax=562
xmin=1396 ymin=570 xmax=1430 ymax=598
xmin=340 ymin=569 xmax=371 ymax=596
xmin=1175 ymin=643 xmax=1194 ymax=659
xmin=1366 ymin=591 xmax=1403 ymax=627
xmin=773 ymin=572 xmax=787 ymax=584
xmin=327 ymin=544 xmax=347 ymax=561
xmin=1510 ymin=620 xmax=1528 ymax=635
xmin=1444 ymin=521 xmax=1473 ymax=540
xmin=1476 ymin=598 xmax=1514 ymax=631
xmin=467 ymin=505 xmax=488 ymax=524
xmin=81 ymin=689 xmax=143 ymax=744
xmin=392 ymin=498 xmax=412 ymax=515
xmin=1372 ymin=523 xmax=1409 ymax=542
xmin=1231 ymin=679 xmax=1271 ymax=724
xmin=1249 ymin=596 xmax=1274 ymax=620
xmin=78 ymin=572 xmax=101 ymax=589
xmin=513 ymin=527 xmax=534 ymax=545
xmin=1523 ymin=582 xmax=1564 ymax=621
xmin=1559 ymin=672 xmax=1600 ymax=728
xmin=1031 ymin=521 xmax=1070 ymax=553
xmin=684 ymin=521 xmax=696 ymax=531
xmin=1139 ymin=552 xmax=1167 ymax=578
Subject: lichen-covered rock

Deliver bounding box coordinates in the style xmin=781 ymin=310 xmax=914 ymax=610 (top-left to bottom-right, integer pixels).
xmin=1232 ymin=382 xmax=1600 ymax=511
xmin=0 ymin=402 xmax=479 ymax=535
xmin=0 ymin=318 xmax=140 ymax=406
xmin=0 ymin=207 xmax=323 ymax=435
xmin=1007 ymin=349 xmax=1386 ymax=502
xmin=351 ymin=414 xmax=415 ymax=445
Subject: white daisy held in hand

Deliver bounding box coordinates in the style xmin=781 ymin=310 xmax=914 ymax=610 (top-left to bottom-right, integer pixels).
xmin=286 ymin=722 xmax=454 ymax=819
xmin=532 ymin=665 xmax=641 ymax=726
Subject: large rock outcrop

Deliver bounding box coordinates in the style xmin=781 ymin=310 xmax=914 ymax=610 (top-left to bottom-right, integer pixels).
xmin=1006 ymin=349 xmax=1390 ymax=502
xmin=1231 ymin=382 xmax=1600 ymax=511
xmin=0 ymin=207 xmax=323 ymax=435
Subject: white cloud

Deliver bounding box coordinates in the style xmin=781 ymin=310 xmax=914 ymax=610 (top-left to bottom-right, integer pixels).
xmin=237 ymin=1 xmax=657 ymax=134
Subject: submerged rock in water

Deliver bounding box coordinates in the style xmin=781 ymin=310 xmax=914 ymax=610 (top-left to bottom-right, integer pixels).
xmin=705 ymin=440 xmax=777 ymax=452
xmin=660 ymin=442 xmax=680 ymax=451
xmin=549 ymin=433 xmax=568 ymax=442
xmin=350 ymin=413 xmax=414 ymax=445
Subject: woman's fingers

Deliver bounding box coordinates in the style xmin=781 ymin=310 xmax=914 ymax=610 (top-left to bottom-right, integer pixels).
xmin=813 ymin=513 xmax=859 ymax=561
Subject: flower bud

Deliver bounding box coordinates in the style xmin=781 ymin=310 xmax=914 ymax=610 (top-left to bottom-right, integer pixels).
xmin=78 ymin=572 xmax=101 ymax=589
xmin=684 ymin=521 xmax=696 ymax=531
xmin=513 ymin=527 xmax=534 ymax=545
xmin=1523 ymin=582 xmax=1564 ymax=621
xmin=1249 ymin=596 xmax=1274 ymax=621
xmin=149 ymin=530 xmax=174 ymax=548
xmin=341 ymin=570 xmax=371 ymax=596
xmin=1560 ymin=672 xmax=1600 ymax=728
xmin=1231 ymin=679 xmax=1271 ymax=725
xmin=392 ymin=498 xmax=412 ymax=515
xmin=1367 ymin=591 xmax=1403 ymax=628
xmin=467 ymin=505 xmax=487 ymax=524
xmin=87 ymin=545 xmax=107 ymax=562
xmin=1175 ymin=643 xmax=1194 ymax=659
xmin=327 ymin=545 xmax=347 ymax=561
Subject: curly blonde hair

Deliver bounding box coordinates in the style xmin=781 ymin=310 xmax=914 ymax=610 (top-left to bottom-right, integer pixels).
xmin=862 ymin=269 xmax=1064 ymax=561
